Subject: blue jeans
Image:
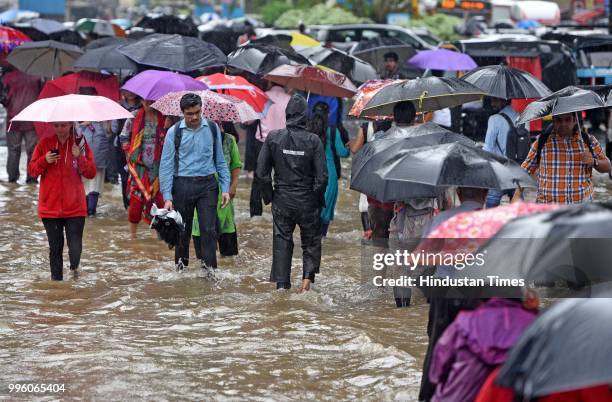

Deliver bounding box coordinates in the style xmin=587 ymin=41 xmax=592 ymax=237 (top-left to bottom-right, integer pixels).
xmin=486 ymin=189 xmax=515 ymax=208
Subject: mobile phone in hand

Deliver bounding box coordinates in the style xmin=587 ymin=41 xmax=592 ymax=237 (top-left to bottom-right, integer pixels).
xmin=51 ymin=148 xmax=59 ymax=156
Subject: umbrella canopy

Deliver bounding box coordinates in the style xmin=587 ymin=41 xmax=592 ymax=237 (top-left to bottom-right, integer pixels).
xmin=351 ymin=37 xmax=418 ymax=75
xmin=378 ymin=141 xmax=536 ymax=189
xmin=73 ymin=44 xmax=137 ymax=73
xmin=497 ymin=298 xmax=612 ymax=399
xmin=117 ymin=33 xmax=226 ymax=73
xmin=348 ymin=79 xmax=405 ymax=119
xmin=350 ymin=123 xmax=476 ymax=202
xmin=407 ymin=48 xmax=477 ymax=71
xmin=7 ymin=40 xmax=83 ymax=78
xmin=249 ymin=32 xmax=320 ymax=51
xmin=75 ymin=18 xmax=115 ymax=37
xmin=263 ymin=65 xmax=357 ymax=98
xmin=136 ymin=15 xmax=198 ymax=37
xmin=471 ymin=202 xmax=612 ymax=290
xmin=197 ymin=73 xmax=271 ymax=114
xmin=151 ymin=90 xmax=260 ymax=122
xmin=461 ymin=64 xmax=552 ymax=100
xmin=12 ymin=18 xmax=66 ymax=36
xmin=0 ymin=25 xmax=31 ymax=53
xmin=35 ymin=71 xmax=120 ymax=138
xmin=85 ymin=36 xmax=133 ymax=50
xmin=299 ymin=46 xmax=377 ymax=85
xmin=12 ymin=94 xmax=133 ymax=122
xmin=517 ymin=86 xmax=605 ymax=124
xmin=360 ymin=76 xmax=485 ymax=117
xmin=417 ymin=202 xmax=561 ymax=256
xmin=121 ymin=70 xmax=208 ymax=101
xmin=226 ymin=44 xmax=310 ymax=76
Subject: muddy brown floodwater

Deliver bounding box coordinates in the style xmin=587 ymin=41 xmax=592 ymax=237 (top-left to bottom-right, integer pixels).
xmin=1 ymin=144 xmax=611 ymax=401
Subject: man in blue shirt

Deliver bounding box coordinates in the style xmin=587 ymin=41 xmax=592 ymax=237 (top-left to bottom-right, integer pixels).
xmin=482 ymin=97 xmax=519 ymax=208
xmin=159 ymin=93 xmax=230 ymax=276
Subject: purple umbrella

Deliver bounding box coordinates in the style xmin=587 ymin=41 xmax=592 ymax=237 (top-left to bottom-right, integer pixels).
xmin=121 ymin=70 xmax=208 ymax=101
xmin=408 ymin=48 xmax=477 ymax=72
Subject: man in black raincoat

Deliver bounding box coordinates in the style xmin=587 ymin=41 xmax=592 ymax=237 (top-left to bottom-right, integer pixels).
xmin=256 ymin=94 xmax=328 ymax=292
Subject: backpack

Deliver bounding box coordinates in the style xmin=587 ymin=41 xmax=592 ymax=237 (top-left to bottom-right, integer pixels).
xmin=535 ymin=125 xmax=595 ymax=165
xmin=498 ymin=112 xmax=531 ymax=163
xmin=172 ymin=119 xmax=219 ymax=177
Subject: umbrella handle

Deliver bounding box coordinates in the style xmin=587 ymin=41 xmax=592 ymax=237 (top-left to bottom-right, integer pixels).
xmin=418 ymin=90 xmax=428 ymax=110
xmin=513 ymin=179 xmax=525 ymax=201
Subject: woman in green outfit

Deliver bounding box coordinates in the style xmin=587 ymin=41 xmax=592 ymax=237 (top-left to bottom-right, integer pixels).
xmin=193 ymin=127 xmax=242 ymax=257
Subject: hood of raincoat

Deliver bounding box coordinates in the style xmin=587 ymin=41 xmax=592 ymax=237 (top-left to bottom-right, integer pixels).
xmin=285 ymin=94 xmax=308 ymax=129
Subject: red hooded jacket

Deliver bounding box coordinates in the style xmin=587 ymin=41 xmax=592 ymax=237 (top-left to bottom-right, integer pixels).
xmin=28 ymin=135 xmax=96 ymax=218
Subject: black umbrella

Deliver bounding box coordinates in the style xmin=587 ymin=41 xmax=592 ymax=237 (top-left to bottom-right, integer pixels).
xmin=226 ymin=44 xmax=310 ymax=76
xmin=472 ymin=203 xmax=612 ymax=293
xmin=136 ymin=14 xmax=198 ymax=37
xmin=350 ymin=37 xmax=418 ymax=75
xmin=461 ymin=64 xmax=552 ymax=100
xmin=360 ymin=76 xmax=484 ymax=117
xmin=199 ymin=25 xmax=239 ymax=55
xmin=378 ymin=141 xmax=535 ymax=190
xmin=350 ymin=123 xmax=476 ymax=202
xmin=73 ymin=44 xmax=137 ymax=73
xmin=517 ymin=86 xmax=605 ymax=124
xmin=85 ymin=36 xmax=134 ymax=50
xmin=248 ymin=34 xmax=293 ymax=52
xmin=117 ymin=33 xmax=226 ymax=73
xmin=7 ymin=40 xmax=83 ymax=78
xmin=298 ymin=46 xmax=377 ymax=85
xmin=496 ymin=297 xmax=612 ymax=399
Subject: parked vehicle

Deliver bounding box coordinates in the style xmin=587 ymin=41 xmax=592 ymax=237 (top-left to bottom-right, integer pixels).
xmin=307 ymin=24 xmax=433 ymax=51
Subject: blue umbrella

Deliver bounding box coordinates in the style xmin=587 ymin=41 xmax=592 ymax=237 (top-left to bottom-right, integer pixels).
xmin=517 ymin=19 xmax=540 ymax=29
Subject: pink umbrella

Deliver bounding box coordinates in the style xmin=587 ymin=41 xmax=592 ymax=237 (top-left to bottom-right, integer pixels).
xmin=263 ymin=65 xmax=357 ymax=98
xmin=150 ymin=90 xmax=260 ymax=123
xmin=416 ymin=202 xmax=562 ymax=256
xmin=11 ymin=94 xmax=133 ymax=123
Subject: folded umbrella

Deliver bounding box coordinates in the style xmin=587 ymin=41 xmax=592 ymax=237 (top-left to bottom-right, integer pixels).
xmin=0 ymin=25 xmax=30 ymax=53
xmin=7 ymin=40 xmax=82 ymax=78
xmin=121 ymin=70 xmax=208 ymax=101
xmin=151 ymin=90 xmax=260 ymax=123
xmin=118 ymin=33 xmax=226 ymax=73
xmin=407 ymin=48 xmax=477 ymax=71
xmin=378 ymin=141 xmax=536 ymax=189
xmin=263 ymin=65 xmax=357 ymax=98
xmin=517 ymin=86 xmax=605 ymax=124
xmin=461 ymin=64 xmax=551 ymax=100
xmin=11 ymin=94 xmax=133 ymax=123
xmin=299 ymin=46 xmax=377 ymax=85
xmin=350 ymin=122 xmax=476 ymax=202
xmin=73 ymin=44 xmax=137 ymax=73
xmin=360 ymin=76 xmax=485 ymax=117
xmin=348 ymin=79 xmax=405 ymax=119
xmin=226 ymin=44 xmax=310 ymax=76
xmin=150 ymin=204 xmax=185 ymax=250
xmin=197 ymin=73 xmax=271 ymax=114
xmin=497 ymin=298 xmax=612 ymax=399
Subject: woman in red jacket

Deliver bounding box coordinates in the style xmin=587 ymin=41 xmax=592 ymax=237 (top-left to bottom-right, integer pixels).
xmin=28 ymin=122 xmax=96 ymax=280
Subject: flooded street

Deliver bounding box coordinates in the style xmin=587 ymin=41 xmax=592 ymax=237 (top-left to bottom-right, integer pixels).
xmin=2 ymin=141 xmax=612 ymax=401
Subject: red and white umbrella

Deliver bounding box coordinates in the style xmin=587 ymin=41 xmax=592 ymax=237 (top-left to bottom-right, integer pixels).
xmin=197 ymin=73 xmax=271 ymax=114
xmin=150 ymin=90 xmax=260 ymax=123
xmin=263 ymin=65 xmax=357 ymax=98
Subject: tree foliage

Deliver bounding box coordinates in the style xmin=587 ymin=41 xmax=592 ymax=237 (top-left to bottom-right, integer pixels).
xmin=274 ymin=4 xmax=368 ymax=28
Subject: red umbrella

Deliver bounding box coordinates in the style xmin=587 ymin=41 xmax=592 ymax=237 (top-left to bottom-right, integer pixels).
xmin=0 ymin=26 xmax=31 ymax=54
xmin=35 ymin=71 xmax=120 ymax=138
xmin=349 ymin=79 xmax=404 ymax=120
xmin=196 ymin=73 xmax=270 ymax=114
xmin=263 ymin=65 xmax=357 ymax=98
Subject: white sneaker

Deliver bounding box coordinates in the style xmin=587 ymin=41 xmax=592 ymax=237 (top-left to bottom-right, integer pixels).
xmin=176 ymin=260 xmax=186 ymax=272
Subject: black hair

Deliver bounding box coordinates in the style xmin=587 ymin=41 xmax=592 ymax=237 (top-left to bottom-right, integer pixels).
xmin=393 ymin=101 xmax=416 ymax=125
xmin=307 ymin=101 xmax=329 ymax=143
xmin=180 ymin=93 xmax=202 ymax=111
xmin=383 ymin=52 xmax=399 ymax=62
xmin=457 ymin=187 xmax=488 ymax=200
xmin=78 ymin=86 xmax=98 ymax=95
